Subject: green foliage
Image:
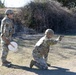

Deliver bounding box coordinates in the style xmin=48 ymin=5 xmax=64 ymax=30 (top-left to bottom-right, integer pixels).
xmin=34 ymin=0 xmax=76 ymax=8
xmin=57 ymin=0 xmax=76 ymax=8
xmin=0 ymin=1 xmax=5 ymax=8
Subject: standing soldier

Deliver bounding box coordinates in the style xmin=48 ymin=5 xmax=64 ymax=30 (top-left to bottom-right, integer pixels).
xmin=0 ymin=9 xmax=14 ymax=67
xmin=30 ymin=29 xmax=63 ymax=69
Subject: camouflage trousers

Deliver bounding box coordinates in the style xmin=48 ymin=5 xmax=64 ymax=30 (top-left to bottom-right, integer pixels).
xmin=1 ymin=44 xmax=9 ymax=63
xmin=33 ymin=53 xmax=48 ymax=69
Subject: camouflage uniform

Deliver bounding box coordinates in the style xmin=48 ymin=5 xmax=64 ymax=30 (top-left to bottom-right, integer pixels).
xmin=32 ymin=36 xmax=58 ymax=69
xmin=0 ymin=16 xmax=14 ymax=64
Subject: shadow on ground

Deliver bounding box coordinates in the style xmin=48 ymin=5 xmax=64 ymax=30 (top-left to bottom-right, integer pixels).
xmin=9 ymin=64 xmax=76 ymax=75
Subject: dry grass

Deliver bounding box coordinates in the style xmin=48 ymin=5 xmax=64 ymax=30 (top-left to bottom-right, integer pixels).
xmin=0 ymin=34 xmax=76 ymax=75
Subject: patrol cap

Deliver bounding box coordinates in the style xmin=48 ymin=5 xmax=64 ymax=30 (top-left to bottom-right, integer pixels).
xmin=5 ymin=9 xmax=14 ymax=15
xmin=45 ymin=29 xmax=54 ymax=35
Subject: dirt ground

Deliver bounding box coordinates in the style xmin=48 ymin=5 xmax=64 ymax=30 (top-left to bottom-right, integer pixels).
xmin=0 ymin=34 xmax=76 ymax=75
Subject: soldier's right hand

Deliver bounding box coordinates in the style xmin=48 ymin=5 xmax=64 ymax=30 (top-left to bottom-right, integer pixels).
xmin=2 ymin=36 xmax=10 ymax=45
xmin=6 ymin=39 xmax=10 ymax=45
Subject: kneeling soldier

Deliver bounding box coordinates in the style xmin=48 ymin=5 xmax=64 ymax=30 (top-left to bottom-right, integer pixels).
xmin=30 ymin=29 xmax=63 ymax=69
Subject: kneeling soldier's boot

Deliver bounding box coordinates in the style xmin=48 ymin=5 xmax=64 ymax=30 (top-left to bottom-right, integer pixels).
xmin=47 ymin=63 xmax=51 ymax=67
xmin=30 ymin=60 xmax=36 ymax=68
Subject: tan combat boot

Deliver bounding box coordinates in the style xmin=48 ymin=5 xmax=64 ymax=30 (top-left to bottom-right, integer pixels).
xmin=30 ymin=60 xmax=36 ymax=68
xmin=2 ymin=60 xmax=11 ymax=67
xmin=47 ymin=63 xmax=51 ymax=67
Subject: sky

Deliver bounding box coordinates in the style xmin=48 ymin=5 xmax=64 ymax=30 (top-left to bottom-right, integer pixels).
xmin=1 ymin=0 xmax=34 ymax=7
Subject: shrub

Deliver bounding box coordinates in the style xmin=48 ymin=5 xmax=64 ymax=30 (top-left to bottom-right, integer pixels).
xmin=19 ymin=1 xmax=76 ymax=34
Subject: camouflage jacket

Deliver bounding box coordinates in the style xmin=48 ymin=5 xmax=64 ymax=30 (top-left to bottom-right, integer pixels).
xmin=33 ymin=36 xmax=58 ymax=56
xmin=1 ymin=16 xmax=14 ymax=44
